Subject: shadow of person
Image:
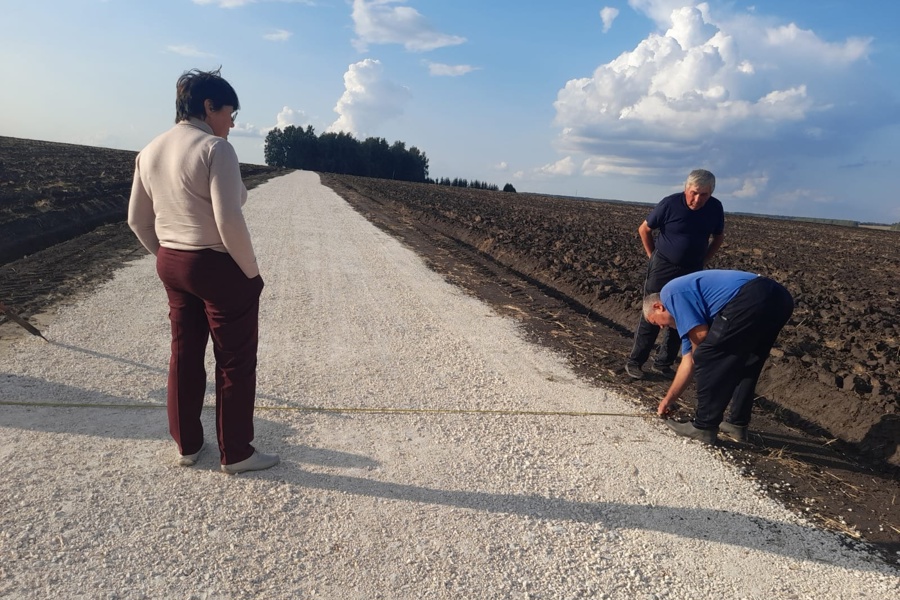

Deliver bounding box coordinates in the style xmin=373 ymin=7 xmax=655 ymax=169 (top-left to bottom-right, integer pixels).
xmin=246 ymin=466 xmax=891 ymax=573
xmin=860 ymin=414 xmax=900 ymax=467
xmin=2 ymin=371 xmax=895 ymax=572
xmin=0 ymin=373 xmax=295 ymax=447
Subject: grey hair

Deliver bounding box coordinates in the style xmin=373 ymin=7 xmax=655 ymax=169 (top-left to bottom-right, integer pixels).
xmin=642 ymin=293 xmax=662 ymax=319
xmin=685 ymin=169 xmax=715 ymax=193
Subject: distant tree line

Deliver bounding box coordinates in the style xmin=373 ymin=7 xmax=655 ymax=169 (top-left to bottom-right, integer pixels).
xmin=795 ymin=217 xmax=860 ymax=227
xmin=433 ymin=178 xmax=516 ymax=193
xmin=264 ymin=126 xmax=429 ymax=183
xmin=433 ymin=177 xmax=495 ymax=191
xmin=265 ymin=125 xmax=518 ymax=193
xmin=746 ymin=213 xmax=861 ymax=228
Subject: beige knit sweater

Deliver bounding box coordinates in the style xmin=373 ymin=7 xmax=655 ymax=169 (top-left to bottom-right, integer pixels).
xmin=127 ymin=118 xmax=259 ymax=278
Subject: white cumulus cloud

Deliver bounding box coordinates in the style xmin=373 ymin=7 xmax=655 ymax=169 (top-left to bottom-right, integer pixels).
xmin=229 ymin=106 xmax=311 ymax=138
xmin=274 ymin=106 xmax=310 ymax=129
xmin=328 ymin=59 xmax=411 ymax=137
xmin=351 ymin=0 xmax=466 ymax=52
xmin=627 ymin=0 xmax=695 ymax=28
xmin=538 ymin=156 xmax=577 ymax=177
xmin=600 ymin=7 xmax=619 ymax=33
xmin=229 ymin=122 xmax=264 ymax=137
xmin=731 ymin=173 xmax=770 ymax=198
xmin=553 ymin=2 xmax=877 ymax=196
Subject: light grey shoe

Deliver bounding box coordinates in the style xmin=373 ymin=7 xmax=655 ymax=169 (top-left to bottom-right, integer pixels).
xmin=718 ymin=421 xmax=749 ymax=443
xmin=177 ymin=442 xmax=205 ymax=467
xmin=665 ymin=419 xmax=717 ymax=444
xmin=221 ymin=451 xmax=280 ymax=475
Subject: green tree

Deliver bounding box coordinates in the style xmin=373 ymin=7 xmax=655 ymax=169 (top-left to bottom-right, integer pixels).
xmin=263 ymin=126 xmax=429 ymax=183
xmin=361 ymin=137 xmax=393 ymax=178
xmin=263 ymin=128 xmax=287 ymax=167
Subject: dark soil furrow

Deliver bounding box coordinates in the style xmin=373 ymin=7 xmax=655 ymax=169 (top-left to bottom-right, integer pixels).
xmin=320 ymin=172 xmax=900 ymax=564
xmin=0 ymin=132 xmax=897 ymax=564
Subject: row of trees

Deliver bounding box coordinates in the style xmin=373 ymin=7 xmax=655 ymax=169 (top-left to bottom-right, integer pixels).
xmin=264 ymin=126 xmax=429 ymax=183
xmin=433 ymin=178 xmax=517 ymax=193
xmin=264 ymin=125 xmax=516 ymax=193
xmin=435 ymin=178 xmax=498 ymax=191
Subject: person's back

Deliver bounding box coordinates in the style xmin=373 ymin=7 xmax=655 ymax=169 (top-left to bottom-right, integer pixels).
xmin=127 ymin=67 xmax=277 ymax=475
xmin=660 ymin=269 xmax=758 ymax=355
xmin=132 ymin=120 xmax=247 ymax=254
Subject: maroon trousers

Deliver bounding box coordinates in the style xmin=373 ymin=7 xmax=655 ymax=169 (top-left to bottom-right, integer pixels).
xmin=156 ymin=247 xmax=264 ymax=464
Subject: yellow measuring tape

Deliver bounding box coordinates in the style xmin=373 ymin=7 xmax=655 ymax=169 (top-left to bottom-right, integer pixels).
xmin=0 ymin=399 xmax=657 ymax=418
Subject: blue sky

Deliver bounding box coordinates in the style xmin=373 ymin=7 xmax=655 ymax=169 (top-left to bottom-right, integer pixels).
xmin=2 ymin=1 xmax=899 ymax=223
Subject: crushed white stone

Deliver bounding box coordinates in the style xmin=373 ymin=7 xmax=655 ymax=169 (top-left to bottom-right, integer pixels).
xmin=1 ymin=171 xmax=897 ymax=599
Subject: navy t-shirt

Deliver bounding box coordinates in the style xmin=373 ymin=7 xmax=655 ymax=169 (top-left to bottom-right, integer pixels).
xmin=646 ymin=193 xmax=724 ymax=268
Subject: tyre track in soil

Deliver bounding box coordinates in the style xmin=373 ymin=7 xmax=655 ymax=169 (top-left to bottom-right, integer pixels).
xmin=318 ymin=173 xmax=900 ymax=567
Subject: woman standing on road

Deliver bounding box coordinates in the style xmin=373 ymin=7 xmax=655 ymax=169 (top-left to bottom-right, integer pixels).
xmin=128 ymin=68 xmax=278 ymax=475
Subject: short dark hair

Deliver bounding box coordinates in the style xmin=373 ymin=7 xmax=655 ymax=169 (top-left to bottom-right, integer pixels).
xmin=175 ymin=67 xmax=240 ymax=123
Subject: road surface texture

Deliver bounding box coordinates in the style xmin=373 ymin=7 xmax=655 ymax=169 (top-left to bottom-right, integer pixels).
xmin=1 ymin=171 xmax=897 ymax=598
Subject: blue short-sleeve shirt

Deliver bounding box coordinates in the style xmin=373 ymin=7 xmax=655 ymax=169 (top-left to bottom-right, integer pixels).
xmin=660 ymin=270 xmax=758 ymax=355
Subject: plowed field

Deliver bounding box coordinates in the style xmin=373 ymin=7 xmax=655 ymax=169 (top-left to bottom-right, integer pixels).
xmin=0 ymin=136 xmax=897 ymax=562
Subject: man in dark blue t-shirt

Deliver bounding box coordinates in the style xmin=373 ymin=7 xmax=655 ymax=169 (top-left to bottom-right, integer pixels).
xmin=625 ymin=170 xmax=725 ymax=380
xmin=643 ymin=270 xmax=794 ymax=444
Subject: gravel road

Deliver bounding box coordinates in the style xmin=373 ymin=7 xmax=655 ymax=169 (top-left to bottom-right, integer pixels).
xmin=1 ymin=171 xmax=897 ymax=599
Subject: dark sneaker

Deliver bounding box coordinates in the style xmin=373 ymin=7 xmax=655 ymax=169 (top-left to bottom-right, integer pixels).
xmin=625 ymin=363 xmax=644 ymax=380
xmin=650 ymin=364 xmax=675 ymax=377
xmin=718 ymin=421 xmax=749 ymax=443
xmin=665 ymin=419 xmax=717 ymax=444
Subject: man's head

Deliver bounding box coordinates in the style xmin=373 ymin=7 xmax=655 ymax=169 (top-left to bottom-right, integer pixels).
xmin=642 ymin=293 xmax=676 ymax=329
xmin=684 ymin=169 xmax=715 ymax=210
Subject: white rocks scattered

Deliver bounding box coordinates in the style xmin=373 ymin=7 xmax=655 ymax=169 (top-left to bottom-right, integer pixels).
xmin=0 ymin=172 xmax=897 ymax=598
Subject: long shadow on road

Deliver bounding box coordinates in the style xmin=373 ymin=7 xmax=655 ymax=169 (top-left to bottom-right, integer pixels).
xmin=1 ymin=370 xmax=894 ymax=574
xmin=278 ymin=465 xmax=893 ymax=574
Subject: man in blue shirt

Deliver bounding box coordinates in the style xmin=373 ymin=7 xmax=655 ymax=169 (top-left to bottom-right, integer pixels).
xmin=643 ymin=270 xmax=794 ymax=444
xmin=626 ymin=170 xmax=725 ymax=380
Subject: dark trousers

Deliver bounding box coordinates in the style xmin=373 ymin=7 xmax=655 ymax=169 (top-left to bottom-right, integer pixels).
xmin=156 ymin=247 xmax=264 ymax=464
xmin=692 ymin=277 xmax=794 ymax=429
xmin=629 ymin=252 xmax=698 ymax=368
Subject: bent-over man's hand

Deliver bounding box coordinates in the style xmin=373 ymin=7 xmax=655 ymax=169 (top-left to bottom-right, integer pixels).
xmin=657 ymin=397 xmax=678 ymax=417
